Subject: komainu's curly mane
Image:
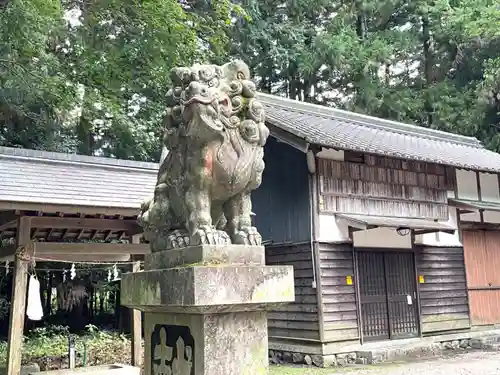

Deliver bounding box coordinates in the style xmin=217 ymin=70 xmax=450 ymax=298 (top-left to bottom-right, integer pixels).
xmin=138 ymin=60 xmax=269 ymax=251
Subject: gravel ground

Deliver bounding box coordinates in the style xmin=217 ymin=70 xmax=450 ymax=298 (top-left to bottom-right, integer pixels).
xmin=338 ymin=351 xmax=500 ymax=375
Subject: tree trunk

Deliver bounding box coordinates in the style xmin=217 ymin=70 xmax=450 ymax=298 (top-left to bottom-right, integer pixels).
xmin=89 ymin=287 xmax=94 ymax=319
xmin=115 ymin=288 xmax=121 ymax=329
xmin=355 ymin=1 xmax=367 ymax=41
xmin=99 ymin=292 xmax=104 ymax=314
xmin=39 ymin=276 xmax=46 ymax=313
xmin=422 ymin=14 xmax=433 ymax=126
xmin=93 ymin=289 xmax=97 ymax=316
xmin=45 ymin=272 xmax=52 ymax=316
xmin=303 ymin=78 xmax=311 ymax=103
xmin=76 ymin=117 xmax=94 ymax=156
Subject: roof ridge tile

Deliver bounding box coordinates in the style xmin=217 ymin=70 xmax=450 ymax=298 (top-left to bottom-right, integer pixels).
xmin=0 ymin=146 xmax=159 ymax=170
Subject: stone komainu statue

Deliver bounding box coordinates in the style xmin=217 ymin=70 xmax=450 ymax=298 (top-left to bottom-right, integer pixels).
xmin=138 ymin=60 xmax=269 ymax=252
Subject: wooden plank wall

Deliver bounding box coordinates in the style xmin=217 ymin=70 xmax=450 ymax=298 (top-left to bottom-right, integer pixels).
xmin=463 ymin=230 xmax=500 ymax=325
xmin=318 ymin=243 xmax=359 ymax=342
xmin=468 ymin=291 xmax=500 ymax=325
xmin=416 ymin=246 xmax=471 ymax=333
xmin=317 ymin=154 xmax=454 ymax=219
xmin=266 ymin=244 xmax=320 ymax=340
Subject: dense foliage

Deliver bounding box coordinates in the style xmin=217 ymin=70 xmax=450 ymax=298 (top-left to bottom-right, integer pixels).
xmin=0 ymin=0 xmax=499 ymax=157
xmin=0 ymin=324 xmax=312 ymax=374
xmin=0 ymin=0 xmax=239 ymax=159
xmin=0 ymin=325 xmax=132 ymax=369
xmin=233 ymin=0 xmax=500 ymax=148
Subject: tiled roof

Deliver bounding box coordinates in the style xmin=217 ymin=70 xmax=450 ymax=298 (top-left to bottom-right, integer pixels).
xmin=259 ymin=93 xmax=500 ymax=172
xmin=0 ymin=146 xmax=158 ymax=211
xmin=3 ymin=93 xmax=500 ymax=211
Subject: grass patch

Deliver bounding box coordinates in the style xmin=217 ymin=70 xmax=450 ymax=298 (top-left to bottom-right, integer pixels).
xmin=0 ymin=325 xmax=367 ymax=375
xmin=0 ymin=325 xmax=132 ymax=370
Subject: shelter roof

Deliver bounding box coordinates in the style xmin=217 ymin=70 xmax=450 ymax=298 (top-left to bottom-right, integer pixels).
xmin=0 ymin=146 xmax=158 ymax=215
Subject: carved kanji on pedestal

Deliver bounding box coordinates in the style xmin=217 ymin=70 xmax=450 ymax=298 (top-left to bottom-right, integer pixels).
xmin=151 ymin=325 xmax=195 ymax=375
xmin=172 ymin=337 xmax=193 ymax=375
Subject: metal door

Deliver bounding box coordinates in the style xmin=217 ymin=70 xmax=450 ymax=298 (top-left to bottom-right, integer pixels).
xmin=358 ymin=251 xmax=419 ymax=341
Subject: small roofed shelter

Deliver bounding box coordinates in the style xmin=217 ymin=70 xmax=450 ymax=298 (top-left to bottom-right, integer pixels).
xmin=0 ymin=146 xmax=158 ymax=375
xmin=252 ymin=94 xmax=500 ymax=361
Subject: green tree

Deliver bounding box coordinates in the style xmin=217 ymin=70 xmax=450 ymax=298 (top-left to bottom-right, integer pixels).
xmin=58 ymin=0 xmax=241 ymax=160
xmin=0 ymin=0 xmax=77 ymax=151
xmin=232 ymin=0 xmax=500 ymax=151
xmin=1 ymin=0 xmax=240 ymax=160
xmin=444 ymin=0 xmax=500 ymax=149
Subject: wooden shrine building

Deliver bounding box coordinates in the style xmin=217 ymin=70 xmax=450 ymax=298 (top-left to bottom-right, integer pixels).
xmin=0 ymin=147 xmax=158 ymax=375
xmin=253 ymin=94 xmax=500 ymax=358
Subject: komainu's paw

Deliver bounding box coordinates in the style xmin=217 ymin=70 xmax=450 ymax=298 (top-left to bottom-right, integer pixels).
xmin=166 ymin=229 xmax=191 ymax=249
xmin=231 ymin=226 xmax=262 ymax=246
xmin=191 ymin=225 xmax=231 ymax=246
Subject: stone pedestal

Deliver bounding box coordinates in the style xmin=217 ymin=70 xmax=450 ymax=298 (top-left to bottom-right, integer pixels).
xmin=121 ymin=245 xmax=294 ymax=375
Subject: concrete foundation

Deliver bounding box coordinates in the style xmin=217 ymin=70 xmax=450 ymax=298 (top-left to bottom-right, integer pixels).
xmin=268 ymin=329 xmax=500 ymax=368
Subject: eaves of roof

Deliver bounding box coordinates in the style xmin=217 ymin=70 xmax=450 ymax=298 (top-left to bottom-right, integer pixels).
xmin=259 ymin=93 xmax=500 ymax=172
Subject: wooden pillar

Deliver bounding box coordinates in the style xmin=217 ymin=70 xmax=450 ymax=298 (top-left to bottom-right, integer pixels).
xmin=130 ymin=235 xmax=143 ymax=367
xmin=6 ymin=216 xmax=31 ymax=375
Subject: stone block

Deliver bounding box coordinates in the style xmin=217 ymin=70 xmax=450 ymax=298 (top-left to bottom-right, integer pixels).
xmin=371 ymin=350 xmax=388 ymax=364
xmin=282 ymin=352 xmax=293 ymax=363
xmin=336 ymin=353 xmax=348 ymax=366
xmin=121 ymin=263 xmax=294 ymax=313
xmin=269 ymin=352 xmax=279 ymax=365
xmin=292 ymin=353 xmax=305 ymax=364
xmin=347 ymin=352 xmax=357 ymax=363
xmin=356 ymin=351 xmax=373 ymax=364
xmin=144 ymin=311 xmax=268 ymax=375
xmin=144 ymin=245 xmax=265 ymax=270
xmin=323 ymin=355 xmax=337 ymax=367
xmin=304 ymin=355 xmax=313 ymax=365
xmin=430 ymin=343 xmax=442 ymax=354
xmin=21 ymin=364 xmax=40 ymax=375
xmin=470 ymin=338 xmax=483 ymax=349
xmin=269 ymin=350 xmax=283 ymax=364
xmin=311 ymin=355 xmax=323 ymax=367
xmin=459 ymin=339 xmax=470 ymax=348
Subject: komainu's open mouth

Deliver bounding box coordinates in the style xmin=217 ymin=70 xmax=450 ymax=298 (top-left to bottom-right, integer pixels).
xmin=184 ymin=93 xmax=231 ymax=133
xmin=200 ymin=102 xmax=224 ymax=132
